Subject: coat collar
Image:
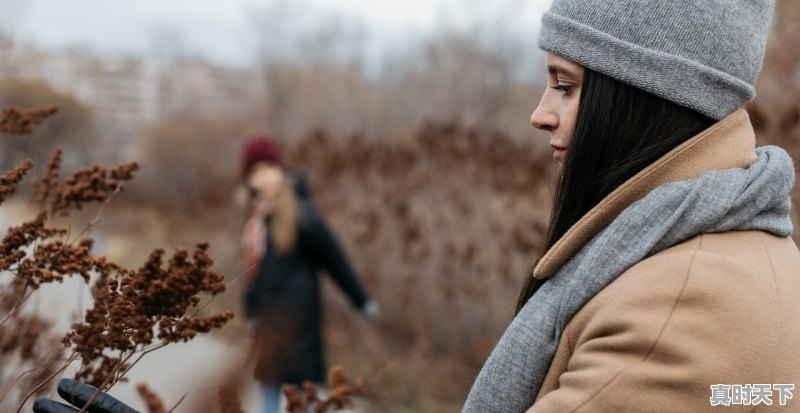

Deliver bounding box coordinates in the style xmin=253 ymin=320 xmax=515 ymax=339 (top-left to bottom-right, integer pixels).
xmin=532 ymin=108 xmax=758 ymax=280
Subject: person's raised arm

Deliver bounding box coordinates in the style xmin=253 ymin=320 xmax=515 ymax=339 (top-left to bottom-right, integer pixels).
xmin=301 ymin=208 xmax=375 ymax=316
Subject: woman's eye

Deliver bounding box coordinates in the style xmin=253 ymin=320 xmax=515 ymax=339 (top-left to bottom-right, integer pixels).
xmin=551 ymin=85 xmax=573 ymax=94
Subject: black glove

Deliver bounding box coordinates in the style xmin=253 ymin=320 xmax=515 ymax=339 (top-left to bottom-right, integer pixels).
xmin=33 ymin=378 xmax=139 ymax=413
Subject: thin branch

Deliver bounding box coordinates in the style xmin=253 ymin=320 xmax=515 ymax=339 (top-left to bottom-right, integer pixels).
xmin=225 ymin=266 xmax=253 ymax=289
xmin=76 ymin=348 xmax=139 ymax=413
xmin=0 ymin=356 xmax=69 ymax=402
xmin=40 ymin=183 xmax=123 ymax=267
xmin=14 ymin=352 xmax=78 ymax=413
xmin=0 ymin=286 xmax=34 ymax=327
xmin=120 ymin=342 xmax=169 ymax=379
xmin=66 ymin=184 xmax=122 ymax=246
xmin=168 ymin=392 xmax=188 ymax=413
xmin=366 ymin=359 xmax=401 ymax=387
xmin=190 ymin=266 xmax=251 ymax=319
xmin=74 ymin=342 xmax=171 ymax=413
xmin=79 ymin=339 xmax=171 ymax=413
xmin=190 ymin=295 xmax=217 ymax=319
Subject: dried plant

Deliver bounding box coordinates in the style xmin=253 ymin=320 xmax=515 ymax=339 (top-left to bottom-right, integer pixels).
xmin=283 ymin=366 xmax=366 ymax=413
xmin=137 ymin=383 xmax=169 ymax=413
xmin=0 ymin=159 xmax=33 ymax=204
xmin=49 ymin=162 xmax=139 ymax=216
xmin=64 ymin=243 xmax=234 ymax=389
xmin=0 ymin=105 xmax=58 ymax=135
xmin=0 ymin=106 xmax=234 ymax=413
xmin=32 ymin=148 xmax=61 ymax=210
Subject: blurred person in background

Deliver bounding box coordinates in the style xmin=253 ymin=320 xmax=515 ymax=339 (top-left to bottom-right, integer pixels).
xmin=240 ymin=136 xmax=379 ymax=413
xmin=464 ymin=1 xmax=800 ymax=412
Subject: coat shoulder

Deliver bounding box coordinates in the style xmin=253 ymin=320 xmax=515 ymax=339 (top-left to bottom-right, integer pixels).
xmin=536 ymin=231 xmax=800 ymax=412
xmin=570 ymin=230 xmax=800 ymax=345
xmin=598 ymin=230 xmax=793 ymax=298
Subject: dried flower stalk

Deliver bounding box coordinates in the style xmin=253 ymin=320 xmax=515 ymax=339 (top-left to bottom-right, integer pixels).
xmin=0 ymin=160 xmax=33 ymax=204
xmin=137 ymin=383 xmax=168 ymax=413
xmin=283 ymin=365 xmax=366 ymax=413
xmin=0 ymin=105 xmax=233 ymax=413
xmin=0 ymin=105 xmax=58 ymax=135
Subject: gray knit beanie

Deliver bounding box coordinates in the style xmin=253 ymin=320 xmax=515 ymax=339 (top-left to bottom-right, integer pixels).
xmin=538 ymin=0 xmax=774 ymax=120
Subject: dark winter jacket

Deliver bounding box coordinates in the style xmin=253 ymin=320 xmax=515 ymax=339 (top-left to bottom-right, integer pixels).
xmin=243 ymin=173 xmax=369 ymax=385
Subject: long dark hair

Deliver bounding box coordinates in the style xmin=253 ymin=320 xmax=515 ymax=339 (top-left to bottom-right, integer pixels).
xmin=515 ymin=68 xmax=715 ymax=314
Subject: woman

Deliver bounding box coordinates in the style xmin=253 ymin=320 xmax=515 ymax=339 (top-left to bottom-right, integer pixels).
xmin=464 ymin=1 xmax=799 ymax=412
xmin=240 ymin=136 xmax=378 ymax=413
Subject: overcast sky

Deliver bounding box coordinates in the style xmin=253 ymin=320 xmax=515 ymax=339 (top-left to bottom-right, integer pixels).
xmin=0 ymin=0 xmax=552 ymax=67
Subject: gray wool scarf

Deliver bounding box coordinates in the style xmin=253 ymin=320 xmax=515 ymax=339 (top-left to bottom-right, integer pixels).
xmin=463 ymin=146 xmax=795 ymax=413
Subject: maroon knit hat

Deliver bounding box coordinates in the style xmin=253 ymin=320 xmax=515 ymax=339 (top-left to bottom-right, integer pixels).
xmin=241 ymin=135 xmax=285 ymax=178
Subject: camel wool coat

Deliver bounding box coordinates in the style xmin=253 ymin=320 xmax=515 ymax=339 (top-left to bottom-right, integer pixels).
xmin=528 ymin=109 xmax=800 ymax=412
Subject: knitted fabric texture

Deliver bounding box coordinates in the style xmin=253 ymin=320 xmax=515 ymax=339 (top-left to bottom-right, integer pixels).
xmin=538 ymin=0 xmax=774 ymax=120
xmin=241 ymin=135 xmax=285 ymax=178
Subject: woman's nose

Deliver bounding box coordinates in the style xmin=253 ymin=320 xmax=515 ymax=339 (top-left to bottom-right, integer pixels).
xmin=531 ymin=102 xmax=557 ymax=132
xmin=531 ymin=107 xmax=558 ymax=132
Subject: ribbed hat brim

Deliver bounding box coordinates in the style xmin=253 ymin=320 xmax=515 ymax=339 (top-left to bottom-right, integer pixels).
xmin=538 ymin=12 xmax=756 ymax=120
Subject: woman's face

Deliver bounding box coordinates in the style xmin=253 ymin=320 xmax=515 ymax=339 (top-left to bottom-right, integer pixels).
xmin=531 ymin=53 xmax=584 ymax=162
xmin=247 ymin=162 xmax=285 ymax=216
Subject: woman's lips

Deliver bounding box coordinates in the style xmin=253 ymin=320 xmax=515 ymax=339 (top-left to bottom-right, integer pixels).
xmin=551 ymin=144 xmax=567 ymax=161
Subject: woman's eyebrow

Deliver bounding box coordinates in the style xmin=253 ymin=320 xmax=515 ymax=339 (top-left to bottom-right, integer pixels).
xmin=547 ymin=64 xmax=580 ymax=79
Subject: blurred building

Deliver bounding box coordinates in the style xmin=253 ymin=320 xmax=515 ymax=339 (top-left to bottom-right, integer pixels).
xmin=0 ymin=43 xmax=262 ymax=161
